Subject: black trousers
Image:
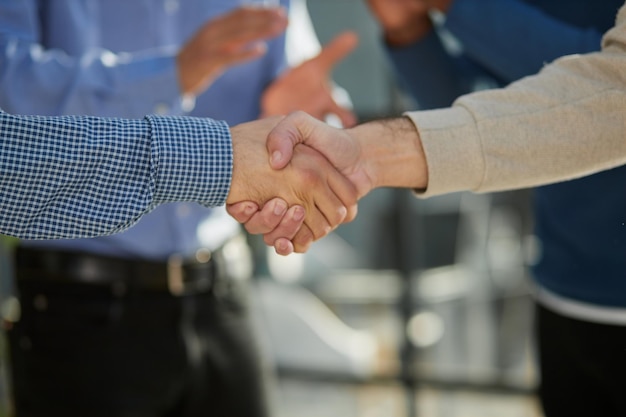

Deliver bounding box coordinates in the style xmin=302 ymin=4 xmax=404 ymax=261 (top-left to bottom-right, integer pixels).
xmin=7 ymin=274 xmax=274 ymax=417
xmin=536 ymin=303 xmax=626 ymax=417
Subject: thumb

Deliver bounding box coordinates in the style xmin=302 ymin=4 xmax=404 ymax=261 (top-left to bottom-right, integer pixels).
xmin=315 ymin=31 xmax=359 ymax=73
xmin=267 ymin=111 xmax=312 ymax=170
xmin=226 ymin=201 xmax=259 ymax=223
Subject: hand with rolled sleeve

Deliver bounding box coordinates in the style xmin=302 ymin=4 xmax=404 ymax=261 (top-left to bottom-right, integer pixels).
xmin=180 ymin=6 xmax=359 ymax=128
xmin=177 ymin=6 xmax=288 ymax=96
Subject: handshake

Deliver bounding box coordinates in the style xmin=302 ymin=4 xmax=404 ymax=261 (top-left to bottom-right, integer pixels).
xmin=226 ymin=112 xmax=427 ymax=255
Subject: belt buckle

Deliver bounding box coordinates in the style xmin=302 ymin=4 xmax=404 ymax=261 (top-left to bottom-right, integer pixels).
xmin=167 ymin=249 xmax=213 ymax=296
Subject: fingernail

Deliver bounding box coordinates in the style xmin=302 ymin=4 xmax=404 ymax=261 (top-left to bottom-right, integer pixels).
xmin=273 ymin=200 xmax=287 ymax=216
xmin=270 ymin=150 xmax=282 ymax=166
xmin=244 ymin=203 xmax=256 ymax=216
xmin=292 ymin=206 xmax=305 ymax=221
xmin=276 ymin=240 xmax=292 ymax=256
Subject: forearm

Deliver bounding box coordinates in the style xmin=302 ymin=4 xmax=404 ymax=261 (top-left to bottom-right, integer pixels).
xmin=407 ymin=6 xmax=626 ymax=196
xmin=0 ymin=112 xmax=232 ymax=239
xmin=0 ymin=0 xmax=184 ymax=118
xmin=348 ymin=117 xmax=427 ymax=191
xmin=0 ymin=41 xmax=185 ymax=117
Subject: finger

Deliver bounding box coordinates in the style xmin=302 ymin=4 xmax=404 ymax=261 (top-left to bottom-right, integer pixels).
xmin=217 ymin=42 xmax=268 ymax=69
xmin=326 ymin=169 xmax=359 ymax=223
xmin=218 ymin=7 xmax=288 ymax=46
xmin=226 ymin=201 xmax=260 ymax=224
xmin=314 ymin=31 xmax=359 ymax=73
xmin=292 ymin=225 xmax=315 ymax=253
xmin=302 ymin=214 xmax=332 ymax=242
xmin=312 ymin=169 xmax=358 ymax=228
xmin=241 ymin=198 xmax=288 ymax=235
xmin=215 ymin=42 xmax=267 ymax=68
xmin=273 ymin=238 xmax=295 ymax=256
xmin=292 ymin=148 xmax=341 ymax=239
xmin=267 ymin=111 xmax=314 ymax=170
xmin=262 ymin=205 xmax=305 ymax=245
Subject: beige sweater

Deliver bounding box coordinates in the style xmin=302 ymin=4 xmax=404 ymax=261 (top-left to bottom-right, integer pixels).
xmin=407 ymin=3 xmax=626 ymax=198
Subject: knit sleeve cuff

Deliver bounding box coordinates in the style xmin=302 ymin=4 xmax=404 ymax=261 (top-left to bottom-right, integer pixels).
xmin=405 ymin=106 xmax=485 ymax=197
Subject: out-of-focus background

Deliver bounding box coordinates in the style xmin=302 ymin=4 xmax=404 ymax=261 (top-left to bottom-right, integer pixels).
xmin=0 ymin=1 xmax=540 ymax=416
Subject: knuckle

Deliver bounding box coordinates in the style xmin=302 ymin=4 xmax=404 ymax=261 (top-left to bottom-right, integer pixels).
xmin=261 ymin=215 xmax=277 ymax=230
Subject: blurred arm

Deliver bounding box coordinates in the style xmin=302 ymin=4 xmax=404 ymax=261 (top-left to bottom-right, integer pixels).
xmin=261 ymin=0 xmax=358 ymax=127
xmin=0 ymin=1 xmax=287 ymax=117
xmin=442 ymin=0 xmax=608 ymax=83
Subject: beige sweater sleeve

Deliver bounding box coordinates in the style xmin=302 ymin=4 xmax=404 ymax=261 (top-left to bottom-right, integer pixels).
xmin=406 ymin=3 xmax=626 ymax=198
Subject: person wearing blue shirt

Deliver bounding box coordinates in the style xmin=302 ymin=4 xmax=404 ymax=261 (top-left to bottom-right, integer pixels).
xmin=364 ymin=0 xmax=626 ymax=416
xmin=0 ymin=1 xmax=357 ymax=416
xmin=0 ymin=111 xmax=353 ymax=241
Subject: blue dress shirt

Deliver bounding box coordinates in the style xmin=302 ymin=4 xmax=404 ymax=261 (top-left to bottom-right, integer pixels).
xmin=0 ymin=0 xmax=288 ymax=260
xmin=387 ymin=0 xmax=626 ymax=308
xmin=0 ymin=111 xmax=231 ymax=240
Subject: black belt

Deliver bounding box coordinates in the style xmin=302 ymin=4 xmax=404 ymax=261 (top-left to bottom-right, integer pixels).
xmin=15 ymin=247 xmax=218 ymax=296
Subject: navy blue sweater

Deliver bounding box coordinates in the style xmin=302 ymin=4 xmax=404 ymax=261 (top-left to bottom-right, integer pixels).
xmin=388 ymin=0 xmax=626 ymax=307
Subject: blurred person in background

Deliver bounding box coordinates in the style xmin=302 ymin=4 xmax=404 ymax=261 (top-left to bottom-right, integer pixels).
xmin=0 ymin=1 xmax=357 ymax=416
xmin=366 ymin=1 xmax=626 ymax=416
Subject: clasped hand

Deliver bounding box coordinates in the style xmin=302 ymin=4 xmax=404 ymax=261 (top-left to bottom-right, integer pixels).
xmin=228 ymin=112 xmax=426 ymax=255
xmin=227 ymin=112 xmax=372 ymax=255
xmin=227 ymin=116 xmax=360 ymax=254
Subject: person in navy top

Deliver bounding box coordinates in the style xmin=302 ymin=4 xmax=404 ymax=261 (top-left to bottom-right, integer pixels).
xmin=365 ymin=0 xmax=626 ymax=415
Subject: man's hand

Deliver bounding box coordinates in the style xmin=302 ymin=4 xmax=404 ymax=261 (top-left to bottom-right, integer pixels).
xmin=228 ymin=113 xmax=367 ymax=256
xmin=267 ymin=112 xmax=374 ymax=198
xmin=230 ymin=111 xmax=370 ymax=255
xmin=268 ymin=111 xmax=427 ymax=192
xmin=260 ymin=31 xmax=359 ymax=128
xmin=366 ymin=0 xmax=453 ymax=46
xmin=227 ymin=199 xmax=311 ymax=255
xmin=227 ymin=116 xmax=358 ymax=252
xmin=177 ymin=7 xmax=288 ymax=96
xmin=228 ymin=112 xmax=429 ymax=254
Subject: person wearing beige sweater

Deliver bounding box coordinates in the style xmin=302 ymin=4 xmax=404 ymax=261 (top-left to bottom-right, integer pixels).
xmin=230 ymin=3 xmax=626 ymax=416
xmin=230 ymin=2 xmax=626 ymax=254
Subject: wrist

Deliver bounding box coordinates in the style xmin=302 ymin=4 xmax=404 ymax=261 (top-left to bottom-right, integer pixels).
xmin=355 ymin=117 xmax=427 ymax=191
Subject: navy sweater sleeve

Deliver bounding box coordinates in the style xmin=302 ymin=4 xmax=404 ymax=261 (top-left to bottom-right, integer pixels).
xmin=386 ymin=0 xmax=607 ymax=110
xmin=441 ymin=0 xmax=605 ymax=83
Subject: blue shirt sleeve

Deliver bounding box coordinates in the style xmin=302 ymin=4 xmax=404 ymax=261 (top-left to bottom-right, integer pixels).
xmin=386 ymin=0 xmax=607 ymax=109
xmin=444 ymin=0 xmax=605 ymax=83
xmin=0 ymin=111 xmax=232 ymax=239
xmin=0 ymin=0 xmax=185 ymax=118
xmin=387 ymin=30 xmax=470 ymax=109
